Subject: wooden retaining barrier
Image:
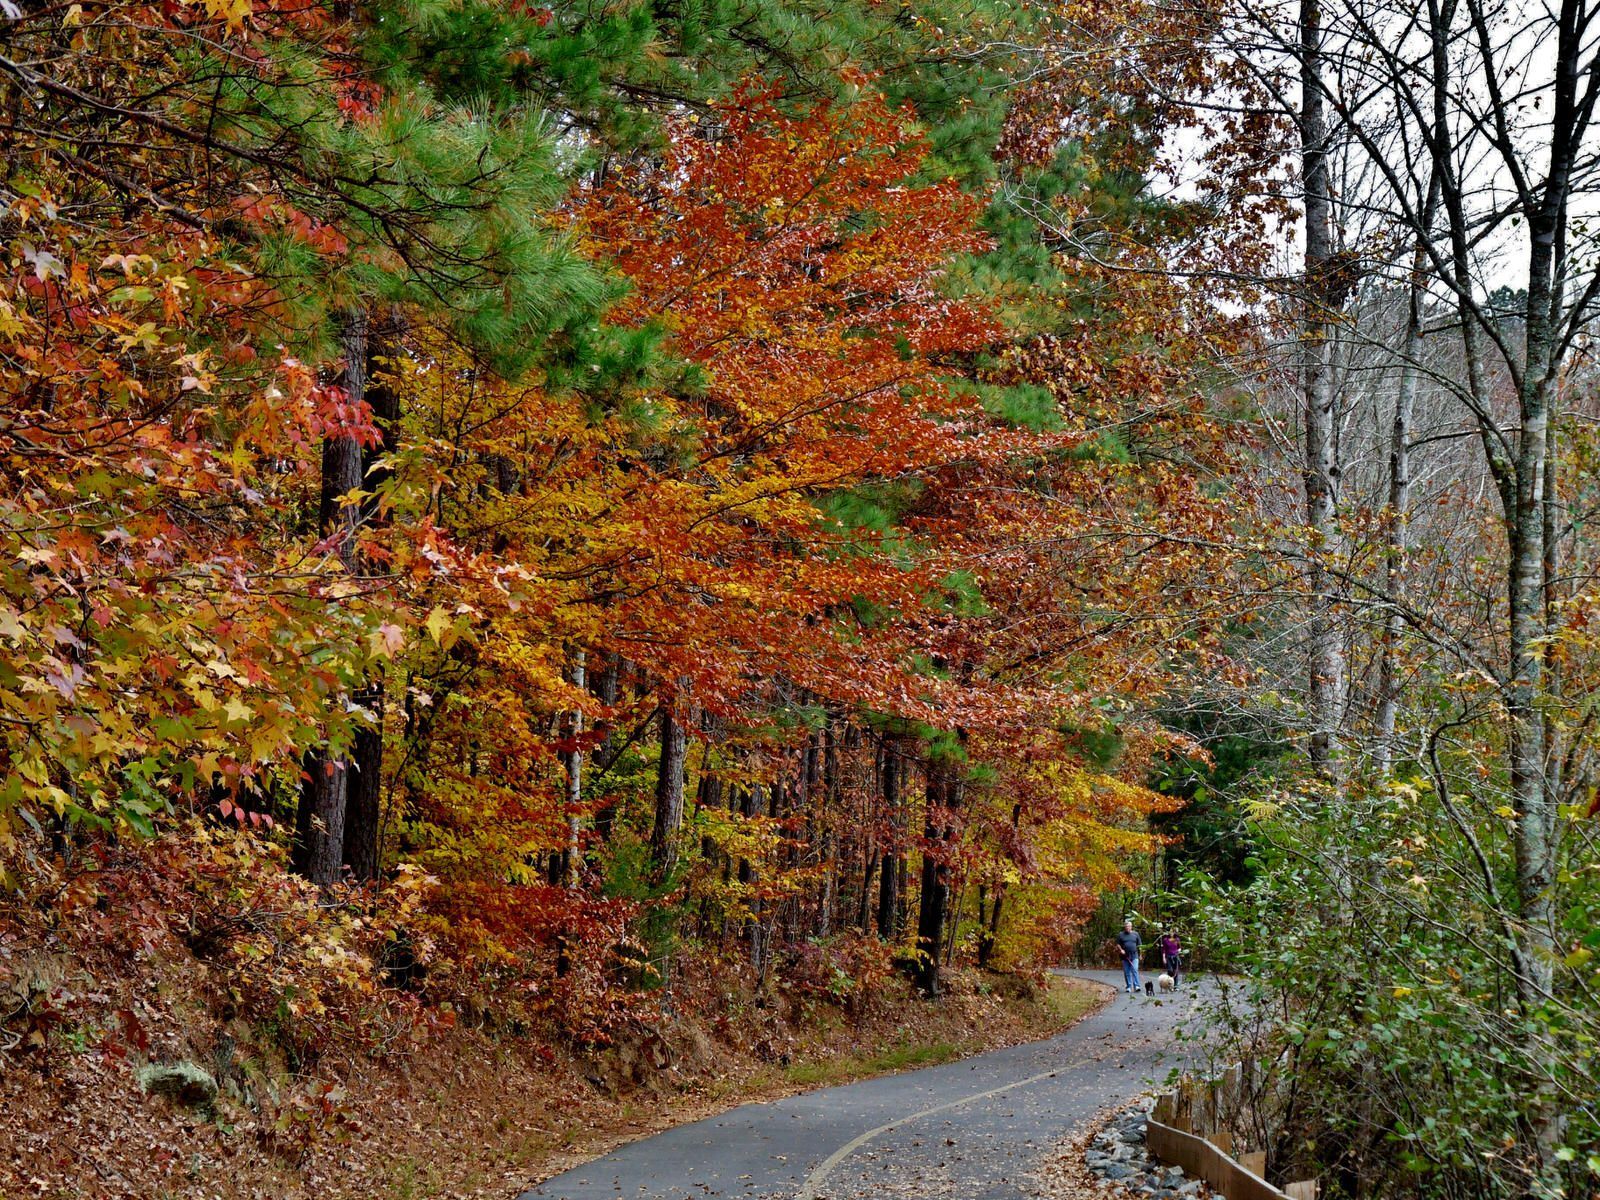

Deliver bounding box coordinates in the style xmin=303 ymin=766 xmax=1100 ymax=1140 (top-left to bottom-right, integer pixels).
xmin=1146 ymin=1113 xmax=1297 ymax=1200
xmin=1145 ymin=1064 xmax=1318 ymax=1200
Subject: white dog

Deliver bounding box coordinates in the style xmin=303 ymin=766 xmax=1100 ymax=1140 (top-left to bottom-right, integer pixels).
xmin=1157 ymin=973 xmax=1176 ymax=993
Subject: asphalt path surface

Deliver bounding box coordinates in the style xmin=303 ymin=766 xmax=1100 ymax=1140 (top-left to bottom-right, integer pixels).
xmin=522 ymin=970 xmax=1212 ymax=1200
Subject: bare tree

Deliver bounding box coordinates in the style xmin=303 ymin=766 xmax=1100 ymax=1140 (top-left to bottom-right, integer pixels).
xmin=1299 ymin=0 xmax=1349 ymax=786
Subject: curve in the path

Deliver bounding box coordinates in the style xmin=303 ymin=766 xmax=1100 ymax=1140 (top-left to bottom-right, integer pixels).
xmin=521 ymin=970 xmax=1210 ymax=1200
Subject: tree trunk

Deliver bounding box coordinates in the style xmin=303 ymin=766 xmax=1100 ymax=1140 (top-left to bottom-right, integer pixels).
xmin=346 ymin=721 xmax=383 ymax=884
xmin=1374 ymin=176 xmax=1438 ymax=779
xmin=592 ymin=651 xmax=622 ymax=842
xmin=1508 ymin=333 xmax=1556 ymax=1009
xmin=294 ymin=308 xmax=368 ymax=886
xmin=649 ymin=685 xmax=690 ymax=882
xmin=944 ymin=880 xmax=960 ymax=967
xmin=794 ymin=731 xmax=818 ymax=939
xmin=345 ymin=308 xmax=403 ymax=884
xmin=297 ymin=751 xmax=349 ymax=885
xmin=976 ymin=884 xmax=996 ymax=969
xmin=858 ymin=848 xmax=877 ymax=934
xmin=739 ymin=784 xmax=768 ymax=978
xmin=1300 ymin=0 xmax=1346 ymax=787
xmin=980 ymin=885 xmax=1006 ymax=970
xmin=697 ymin=754 xmax=723 ymax=866
xmin=915 ymin=757 xmax=959 ymax=996
xmin=770 ymin=772 xmax=791 ymax=944
xmin=895 ymin=853 xmax=909 ymax=938
xmin=561 ymin=647 xmax=586 ymax=887
xmin=876 ymin=737 xmax=901 ymax=940
xmin=817 ymin=714 xmax=840 ymax=937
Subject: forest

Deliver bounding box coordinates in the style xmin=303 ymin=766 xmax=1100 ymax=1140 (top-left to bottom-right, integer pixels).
xmin=1 ymin=0 xmax=1598 ymax=1195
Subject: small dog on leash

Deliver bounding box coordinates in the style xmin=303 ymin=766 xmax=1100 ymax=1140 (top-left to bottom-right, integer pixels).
xmin=1157 ymin=973 xmax=1176 ymax=993
xmin=1143 ymin=980 xmax=1154 ymax=996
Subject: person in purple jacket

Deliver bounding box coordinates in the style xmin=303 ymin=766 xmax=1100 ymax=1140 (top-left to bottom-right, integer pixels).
xmin=1158 ymin=930 xmax=1183 ymax=988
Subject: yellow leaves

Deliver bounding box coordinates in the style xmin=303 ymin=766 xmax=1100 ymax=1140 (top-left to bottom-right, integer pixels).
xmin=196 ymin=0 xmax=252 ymax=29
xmin=182 ymin=674 xmax=219 ymax=710
xmin=223 ymin=697 xmax=253 ymax=724
xmin=1393 ymin=986 xmax=1413 ymax=998
xmin=13 ymin=756 xmax=50 ymax=789
xmin=177 ymin=350 xmax=214 ymax=394
xmin=42 ymin=785 xmax=76 ymax=816
xmin=0 ymin=298 xmax=31 ymax=341
xmin=1243 ymin=796 xmax=1283 ymax=821
xmin=249 ymin=725 xmax=285 ymax=763
xmin=424 ymin=606 xmax=456 ymax=648
xmin=1385 ymin=779 xmax=1423 ymax=804
xmin=114 ymin=322 xmax=161 ymax=353
xmin=0 ymin=607 xmax=26 ymax=643
xmin=369 ymin=622 xmax=406 ymax=658
xmin=88 ymin=728 xmax=129 ymax=758
xmin=16 ymin=545 xmax=57 ymax=568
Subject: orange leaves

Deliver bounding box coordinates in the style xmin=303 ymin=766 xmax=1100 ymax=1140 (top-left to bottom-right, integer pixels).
xmin=577 ymin=87 xmax=996 ymax=381
xmin=550 ymin=87 xmax=1018 ymax=717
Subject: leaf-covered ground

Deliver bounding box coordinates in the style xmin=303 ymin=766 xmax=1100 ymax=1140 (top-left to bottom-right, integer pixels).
xmin=1 ymin=895 xmax=1102 ymax=1200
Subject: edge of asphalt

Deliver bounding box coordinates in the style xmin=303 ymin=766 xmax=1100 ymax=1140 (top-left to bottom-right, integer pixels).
xmin=519 ymin=970 xmax=1119 ymax=1193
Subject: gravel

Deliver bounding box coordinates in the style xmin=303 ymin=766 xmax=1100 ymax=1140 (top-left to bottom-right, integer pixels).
xmin=1082 ymin=1098 xmax=1214 ymax=1200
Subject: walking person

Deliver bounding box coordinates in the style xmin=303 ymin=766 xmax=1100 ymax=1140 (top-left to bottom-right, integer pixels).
xmin=1158 ymin=929 xmax=1183 ymax=988
xmin=1115 ymin=919 xmax=1142 ymax=996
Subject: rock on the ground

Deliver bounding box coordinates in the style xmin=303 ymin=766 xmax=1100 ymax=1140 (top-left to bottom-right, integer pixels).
xmin=1083 ymin=1099 xmax=1215 ymax=1199
xmin=136 ymin=1061 xmax=218 ymax=1108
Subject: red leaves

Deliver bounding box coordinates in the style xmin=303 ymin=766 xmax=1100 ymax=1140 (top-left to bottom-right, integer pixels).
xmin=335 ymin=79 xmax=382 ymax=123
xmin=216 ymin=796 xmax=274 ymax=830
xmin=0 ymin=0 xmax=1243 ymax=1057
xmin=507 ymin=0 xmax=554 ymax=23
xmin=306 ymin=380 xmax=383 ymax=447
xmin=230 ymin=194 xmax=351 ymax=258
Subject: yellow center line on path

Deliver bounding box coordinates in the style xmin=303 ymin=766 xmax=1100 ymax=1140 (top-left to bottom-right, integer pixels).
xmin=791 ymin=1052 xmax=1101 ymax=1200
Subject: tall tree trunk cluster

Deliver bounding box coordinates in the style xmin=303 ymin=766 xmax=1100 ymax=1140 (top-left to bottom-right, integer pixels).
xmin=515 ymin=669 xmax=992 ymax=997
xmin=1279 ymin=0 xmax=1590 ymax=1013
xmin=319 ymin=607 xmax=1002 ymax=993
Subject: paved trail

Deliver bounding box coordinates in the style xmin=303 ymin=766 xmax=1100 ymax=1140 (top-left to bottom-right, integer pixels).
xmin=522 ymin=970 xmax=1210 ymax=1200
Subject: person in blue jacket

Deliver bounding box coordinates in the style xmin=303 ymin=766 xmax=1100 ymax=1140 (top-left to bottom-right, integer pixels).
xmin=1115 ymin=919 xmax=1142 ymax=995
